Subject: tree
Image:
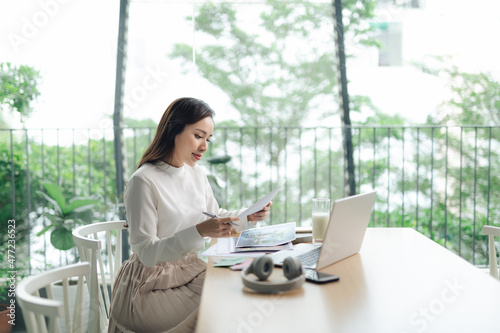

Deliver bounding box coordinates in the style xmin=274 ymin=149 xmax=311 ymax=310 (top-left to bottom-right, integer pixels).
xmin=413 ymin=57 xmax=500 ymax=262
xmin=171 ymin=0 xmax=377 ymax=200
xmin=0 ymin=62 xmax=41 ymax=123
xmin=172 ymin=0 xmax=376 ymax=128
xmin=113 ymin=0 xmax=131 ymax=259
xmin=415 ymin=55 xmax=500 ymax=126
xmin=333 ymin=0 xmax=355 ymax=196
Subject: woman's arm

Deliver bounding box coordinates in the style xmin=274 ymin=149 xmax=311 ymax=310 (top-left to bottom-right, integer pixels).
xmin=124 ymin=175 xmax=206 ymax=266
xmin=203 ymin=174 xmax=272 ymax=231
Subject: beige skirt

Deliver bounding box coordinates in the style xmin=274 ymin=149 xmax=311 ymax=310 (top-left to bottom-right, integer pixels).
xmin=108 ymin=253 xmax=207 ymax=333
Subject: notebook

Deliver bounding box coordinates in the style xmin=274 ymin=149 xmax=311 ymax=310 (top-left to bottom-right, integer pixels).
xmin=269 ymin=191 xmax=377 ymax=270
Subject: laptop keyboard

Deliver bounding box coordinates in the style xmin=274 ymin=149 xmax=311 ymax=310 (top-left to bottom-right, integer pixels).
xmin=297 ymin=246 xmax=321 ymax=267
xmin=268 ymin=243 xmax=321 ymax=267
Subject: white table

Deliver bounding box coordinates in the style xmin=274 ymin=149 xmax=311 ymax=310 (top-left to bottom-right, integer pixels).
xmin=196 ymin=228 xmax=500 ymax=333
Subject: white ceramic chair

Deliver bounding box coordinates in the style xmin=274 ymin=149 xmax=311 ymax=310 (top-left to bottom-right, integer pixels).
xmin=72 ymin=220 xmax=129 ymax=332
xmin=17 ymin=262 xmax=91 ymax=333
xmin=482 ymin=225 xmax=500 ymax=279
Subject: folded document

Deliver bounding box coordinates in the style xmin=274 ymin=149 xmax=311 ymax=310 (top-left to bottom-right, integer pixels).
xmin=235 ymin=222 xmax=296 ymax=247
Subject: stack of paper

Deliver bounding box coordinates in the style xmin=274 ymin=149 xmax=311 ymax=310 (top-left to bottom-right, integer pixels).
xmin=235 ymin=222 xmax=296 ymax=248
xmin=210 ymin=222 xmax=296 ymax=255
xmin=200 ymin=222 xmax=297 ymax=257
xmin=228 ymin=237 xmax=293 ymax=253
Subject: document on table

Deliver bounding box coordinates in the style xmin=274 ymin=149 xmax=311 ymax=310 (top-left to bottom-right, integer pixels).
xmin=200 ymin=238 xmax=267 ymax=257
xmin=238 ymin=182 xmax=285 ymax=218
xmin=236 ymin=222 xmax=296 ymax=247
xmin=199 ymin=236 xmax=293 ymax=257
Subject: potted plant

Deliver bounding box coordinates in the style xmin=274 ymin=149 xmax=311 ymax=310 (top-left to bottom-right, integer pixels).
xmin=0 ymin=253 xmax=13 ymax=333
xmin=36 ymin=182 xmax=99 ymax=331
xmin=0 ymin=291 xmax=13 ymax=333
xmin=37 ymin=182 xmax=100 ymax=252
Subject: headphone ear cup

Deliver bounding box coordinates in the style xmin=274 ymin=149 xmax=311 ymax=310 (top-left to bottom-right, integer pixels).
xmin=250 ymin=256 xmax=274 ymax=281
xmin=241 ymin=255 xmax=306 ymax=293
xmin=283 ymin=257 xmax=303 ymax=280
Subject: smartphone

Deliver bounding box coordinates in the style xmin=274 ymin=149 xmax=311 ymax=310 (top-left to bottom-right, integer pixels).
xmin=304 ymin=269 xmax=340 ymax=284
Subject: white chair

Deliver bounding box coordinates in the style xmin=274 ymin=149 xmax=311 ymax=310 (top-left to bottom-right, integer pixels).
xmin=482 ymin=225 xmax=500 ymax=279
xmin=72 ymin=220 xmax=129 ymax=332
xmin=17 ymin=262 xmax=91 ymax=333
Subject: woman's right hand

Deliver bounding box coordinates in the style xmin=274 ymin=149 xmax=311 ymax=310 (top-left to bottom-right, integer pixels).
xmin=196 ymin=217 xmax=239 ymax=238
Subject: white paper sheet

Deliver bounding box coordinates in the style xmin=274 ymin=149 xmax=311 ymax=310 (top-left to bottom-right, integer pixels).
xmin=199 ymin=237 xmax=293 ymax=257
xmin=199 ymin=238 xmax=265 ymax=257
xmin=238 ymin=183 xmax=284 ymax=218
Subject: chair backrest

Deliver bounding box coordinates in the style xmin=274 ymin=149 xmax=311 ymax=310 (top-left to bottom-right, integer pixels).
xmin=17 ymin=262 xmax=91 ymax=333
xmin=72 ymin=220 xmax=128 ymax=332
xmin=482 ymin=225 xmax=500 ymax=279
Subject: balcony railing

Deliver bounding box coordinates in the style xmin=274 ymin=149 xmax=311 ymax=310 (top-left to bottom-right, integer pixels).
xmin=2 ymin=125 xmax=499 ymax=274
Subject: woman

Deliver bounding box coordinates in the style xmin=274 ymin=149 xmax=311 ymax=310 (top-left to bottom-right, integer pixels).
xmin=108 ymin=97 xmax=271 ymax=333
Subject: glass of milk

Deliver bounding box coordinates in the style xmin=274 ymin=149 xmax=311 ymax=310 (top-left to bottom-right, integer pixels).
xmin=312 ymin=198 xmax=330 ymax=244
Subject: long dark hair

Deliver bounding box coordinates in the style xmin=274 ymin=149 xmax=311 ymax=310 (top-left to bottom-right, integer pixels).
xmin=138 ymin=97 xmax=215 ymax=169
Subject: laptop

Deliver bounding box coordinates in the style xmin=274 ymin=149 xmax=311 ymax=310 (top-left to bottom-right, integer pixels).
xmin=269 ymin=191 xmax=377 ymax=270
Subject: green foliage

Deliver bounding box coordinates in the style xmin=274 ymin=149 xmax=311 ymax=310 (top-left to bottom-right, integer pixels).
xmin=0 ymin=62 xmax=41 ymax=120
xmin=124 ymin=117 xmax=158 ymax=128
xmin=207 ymin=126 xmax=345 ymax=226
xmin=171 ymin=1 xmax=378 ymax=232
xmin=3 ymin=121 xmax=499 ymax=268
xmin=175 ymin=3 xmax=498 ymax=267
xmin=413 ymin=56 xmax=500 ymax=126
xmin=2 ymin=2 xmax=499 ymax=273
xmin=0 ymin=139 xmax=31 ymax=281
xmin=411 ymin=58 xmax=500 ymax=263
xmin=172 ymin=0 xmax=377 ymax=127
xmin=36 ymin=182 xmax=99 ymax=251
xmin=2 ymin=130 xmax=124 ymax=271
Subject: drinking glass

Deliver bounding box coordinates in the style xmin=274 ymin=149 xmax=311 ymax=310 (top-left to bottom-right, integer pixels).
xmin=312 ymin=198 xmax=330 ymax=244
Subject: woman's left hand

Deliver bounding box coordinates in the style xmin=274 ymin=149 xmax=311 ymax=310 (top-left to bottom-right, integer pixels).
xmin=247 ymin=201 xmax=272 ymax=223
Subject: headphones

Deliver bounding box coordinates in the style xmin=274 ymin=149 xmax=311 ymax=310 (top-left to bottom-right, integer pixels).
xmin=241 ymin=255 xmax=305 ymax=294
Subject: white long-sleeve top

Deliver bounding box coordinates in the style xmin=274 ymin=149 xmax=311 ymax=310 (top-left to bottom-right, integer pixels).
xmin=123 ymin=162 xmax=250 ymax=267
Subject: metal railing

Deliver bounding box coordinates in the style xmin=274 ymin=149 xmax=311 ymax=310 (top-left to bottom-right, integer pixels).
xmin=1 ymin=125 xmax=499 ymax=273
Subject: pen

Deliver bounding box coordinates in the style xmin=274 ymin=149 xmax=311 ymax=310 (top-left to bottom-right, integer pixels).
xmin=202 ymin=211 xmax=239 ymax=226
